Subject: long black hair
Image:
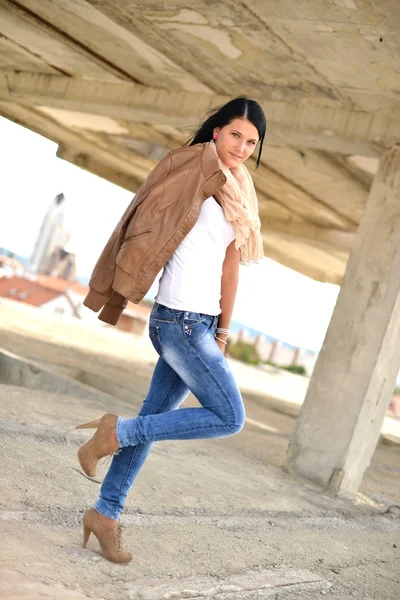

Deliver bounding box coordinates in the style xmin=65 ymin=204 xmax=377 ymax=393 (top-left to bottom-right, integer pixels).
xmin=187 ymin=97 xmax=267 ymax=168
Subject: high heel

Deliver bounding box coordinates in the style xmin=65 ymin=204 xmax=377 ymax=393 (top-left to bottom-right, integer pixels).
xmin=81 ymin=508 xmax=133 ymax=563
xmin=82 ymin=524 xmax=91 ymax=548
xmin=76 ymin=417 xmax=102 ymax=430
xmin=76 ymin=413 xmax=119 ymax=478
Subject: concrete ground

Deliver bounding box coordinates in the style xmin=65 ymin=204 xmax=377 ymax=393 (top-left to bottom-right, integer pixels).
xmin=0 ymin=299 xmax=399 ymax=600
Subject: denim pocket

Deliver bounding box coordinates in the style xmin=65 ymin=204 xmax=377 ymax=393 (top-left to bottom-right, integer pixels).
xmin=151 ymin=316 xmax=175 ymax=323
xmin=183 ymin=313 xmax=206 ymax=338
xmin=151 ymin=303 xmax=176 ymax=323
xmin=149 ymin=325 xmax=160 ymax=343
xmin=149 ymin=325 xmax=162 ymax=355
xmin=183 ymin=311 xmax=205 ymax=329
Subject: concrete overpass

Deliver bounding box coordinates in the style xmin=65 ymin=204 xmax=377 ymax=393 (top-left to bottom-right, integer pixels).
xmin=1 ymin=0 xmax=399 ymax=283
xmin=1 ymin=0 xmax=400 ymax=496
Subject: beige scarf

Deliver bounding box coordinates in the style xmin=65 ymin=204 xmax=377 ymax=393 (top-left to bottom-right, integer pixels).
xmin=209 ymin=140 xmax=264 ymax=264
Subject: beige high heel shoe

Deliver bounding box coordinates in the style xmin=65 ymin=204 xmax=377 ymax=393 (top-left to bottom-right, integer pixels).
xmin=82 ymin=508 xmax=133 ymax=563
xmin=76 ymin=413 xmax=120 ymax=478
xmin=76 ymin=417 xmax=103 ymax=429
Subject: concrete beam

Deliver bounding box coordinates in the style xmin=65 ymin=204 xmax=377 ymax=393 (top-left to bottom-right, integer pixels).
xmin=0 ymin=72 xmax=358 ymax=229
xmin=0 ymin=3 xmax=123 ymax=80
xmin=0 ymin=71 xmax=396 ymax=156
xmin=252 ymin=161 xmax=355 ymax=229
xmin=0 ymin=100 xmax=154 ymax=191
xmin=56 ymin=144 xmax=143 ymax=192
xmin=0 ymin=99 xmax=350 ymax=284
xmin=260 ymin=146 xmax=369 ymax=225
xmin=261 ymin=219 xmax=355 ymax=251
xmin=262 ymin=236 xmax=344 ymax=284
xmin=12 ymin=0 xmax=212 ymax=93
xmin=0 ymin=96 xmax=344 ymax=235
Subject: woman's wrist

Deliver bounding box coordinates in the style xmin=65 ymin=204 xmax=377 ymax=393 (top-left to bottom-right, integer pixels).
xmin=216 ymin=328 xmax=230 ymax=337
xmin=215 ymin=332 xmax=229 ymax=340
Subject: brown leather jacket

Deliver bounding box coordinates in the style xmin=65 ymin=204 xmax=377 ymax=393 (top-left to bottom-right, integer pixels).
xmin=83 ymin=143 xmax=226 ymax=325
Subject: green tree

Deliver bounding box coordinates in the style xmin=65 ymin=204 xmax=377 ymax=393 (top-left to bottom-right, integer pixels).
xmin=228 ymin=341 xmax=260 ymax=365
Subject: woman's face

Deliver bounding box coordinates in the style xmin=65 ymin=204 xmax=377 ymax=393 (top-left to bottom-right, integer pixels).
xmin=213 ymin=118 xmax=259 ymax=169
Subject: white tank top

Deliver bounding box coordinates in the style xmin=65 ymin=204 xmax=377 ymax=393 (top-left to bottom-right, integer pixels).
xmin=155 ymin=196 xmax=236 ymax=316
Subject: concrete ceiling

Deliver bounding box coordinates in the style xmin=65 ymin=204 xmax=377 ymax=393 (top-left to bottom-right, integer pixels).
xmin=1 ymin=0 xmax=399 ymax=284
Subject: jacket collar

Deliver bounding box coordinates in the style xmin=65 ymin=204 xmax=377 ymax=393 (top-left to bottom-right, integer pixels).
xmin=200 ymin=142 xmax=223 ymax=179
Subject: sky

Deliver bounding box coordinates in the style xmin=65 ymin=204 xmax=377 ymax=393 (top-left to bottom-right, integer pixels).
xmin=0 ymin=116 xmax=340 ymax=352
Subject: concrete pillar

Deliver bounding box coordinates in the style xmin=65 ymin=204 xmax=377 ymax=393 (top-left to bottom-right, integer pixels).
xmin=285 ymin=146 xmax=400 ymax=497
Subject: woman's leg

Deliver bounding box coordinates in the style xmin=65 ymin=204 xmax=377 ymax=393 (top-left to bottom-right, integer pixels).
xmin=117 ymin=307 xmax=245 ymax=448
xmin=94 ymin=355 xmax=190 ymax=519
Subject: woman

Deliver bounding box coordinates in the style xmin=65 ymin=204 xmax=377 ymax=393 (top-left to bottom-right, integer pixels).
xmin=76 ymin=97 xmax=267 ymax=563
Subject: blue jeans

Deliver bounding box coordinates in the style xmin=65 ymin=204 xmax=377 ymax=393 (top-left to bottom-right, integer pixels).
xmin=94 ymin=302 xmax=245 ymax=519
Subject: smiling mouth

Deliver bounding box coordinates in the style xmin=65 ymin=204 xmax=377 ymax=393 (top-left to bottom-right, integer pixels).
xmin=230 ymin=152 xmax=242 ymax=160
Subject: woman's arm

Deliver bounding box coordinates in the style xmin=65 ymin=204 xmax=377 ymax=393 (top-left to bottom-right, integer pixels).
xmin=216 ymin=240 xmax=240 ymax=354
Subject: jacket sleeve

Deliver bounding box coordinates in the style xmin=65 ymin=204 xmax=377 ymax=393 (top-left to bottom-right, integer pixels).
xmin=98 ymin=291 xmax=128 ymax=325
xmin=83 ymin=151 xmax=172 ymax=320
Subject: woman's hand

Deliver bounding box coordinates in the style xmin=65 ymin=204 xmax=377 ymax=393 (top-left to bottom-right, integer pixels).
xmin=215 ymin=337 xmax=227 ymax=354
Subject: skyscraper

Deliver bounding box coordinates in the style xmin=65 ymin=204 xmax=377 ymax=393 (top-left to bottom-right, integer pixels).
xmin=30 ymin=193 xmax=70 ymax=274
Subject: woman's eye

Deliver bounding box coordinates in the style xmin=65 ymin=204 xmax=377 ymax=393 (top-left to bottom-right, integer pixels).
xmin=232 ymin=132 xmax=239 ymax=137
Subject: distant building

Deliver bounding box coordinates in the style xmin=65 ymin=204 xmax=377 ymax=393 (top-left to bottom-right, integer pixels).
xmin=229 ymin=327 xmax=319 ymax=375
xmin=116 ymin=302 xmax=151 ymax=336
xmin=0 ymin=274 xmax=151 ymax=335
xmin=0 ymin=274 xmax=84 ymax=318
xmin=0 ymin=254 xmax=25 ymax=277
xmin=30 ymin=193 xmax=74 ymax=278
xmin=41 ymin=246 xmax=76 ymax=281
